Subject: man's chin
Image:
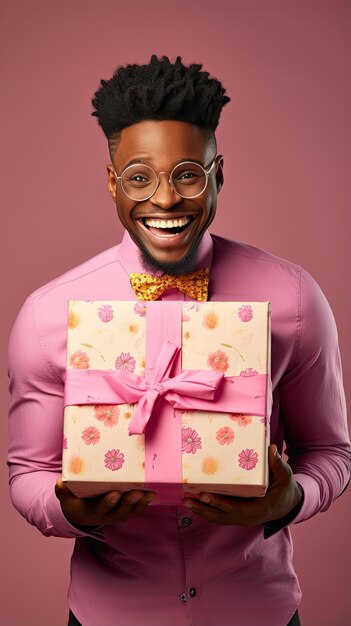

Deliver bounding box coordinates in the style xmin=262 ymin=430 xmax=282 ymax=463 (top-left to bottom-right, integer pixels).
xmin=138 ymin=242 xmax=199 ymax=277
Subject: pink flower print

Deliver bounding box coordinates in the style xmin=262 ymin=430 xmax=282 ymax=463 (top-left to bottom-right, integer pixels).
xmin=94 ymin=405 xmax=119 ymax=427
xmin=98 ymin=304 xmax=114 ymax=322
xmin=184 ymin=302 xmax=203 ymax=312
xmin=63 ymin=435 xmax=68 ymax=450
xmin=182 ymin=426 xmax=202 ymax=454
xmin=115 ymin=352 xmax=136 ymax=373
xmin=216 ymin=426 xmax=235 ymax=445
xmin=182 ymin=301 xmax=203 ymax=321
xmin=238 ymin=448 xmax=258 ymax=471
xmin=69 ymin=350 xmax=90 ymax=369
xmin=207 ymin=350 xmax=229 ymax=373
xmin=240 ymin=368 xmax=259 ymax=377
xmin=134 ymin=301 xmax=147 ymax=317
xmin=81 ymin=426 xmax=101 ymax=445
xmin=230 ymin=414 xmax=252 ymax=428
xmin=238 ymin=305 xmax=253 ymax=323
xmin=104 ymin=449 xmax=125 ymax=471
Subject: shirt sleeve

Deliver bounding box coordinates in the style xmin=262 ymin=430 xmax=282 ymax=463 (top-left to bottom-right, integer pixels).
xmin=278 ymin=267 xmax=350 ymax=525
xmin=7 ymin=295 xmax=102 ymax=540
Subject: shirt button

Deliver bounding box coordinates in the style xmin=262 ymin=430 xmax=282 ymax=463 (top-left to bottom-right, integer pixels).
xmin=181 ymin=517 xmax=192 ymax=527
xmin=189 ymin=587 xmax=197 ymax=598
xmin=179 ymin=592 xmax=187 ymax=602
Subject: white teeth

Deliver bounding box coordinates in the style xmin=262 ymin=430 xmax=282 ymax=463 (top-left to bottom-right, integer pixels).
xmin=144 ymin=216 xmax=191 ymax=229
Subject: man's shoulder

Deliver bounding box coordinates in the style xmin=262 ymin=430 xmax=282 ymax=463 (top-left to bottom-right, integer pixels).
xmin=210 ymin=233 xmax=332 ymax=323
xmin=29 ymin=243 xmax=122 ymax=301
xmin=211 ymin=234 xmax=301 ymax=274
xmin=11 ymin=243 xmax=126 ymax=379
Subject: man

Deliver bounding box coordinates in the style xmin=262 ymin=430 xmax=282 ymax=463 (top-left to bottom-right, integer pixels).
xmin=8 ymin=55 xmax=350 ymax=626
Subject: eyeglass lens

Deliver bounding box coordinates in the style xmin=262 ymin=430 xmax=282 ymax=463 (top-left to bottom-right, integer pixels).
xmin=121 ymin=162 xmax=207 ymax=200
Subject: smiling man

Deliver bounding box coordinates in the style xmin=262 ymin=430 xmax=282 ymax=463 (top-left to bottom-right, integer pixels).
xmin=8 ymin=56 xmax=350 ymax=626
xmin=107 ymin=119 xmax=221 ymax=274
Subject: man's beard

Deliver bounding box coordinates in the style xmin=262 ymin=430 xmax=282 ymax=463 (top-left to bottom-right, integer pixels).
xmin=137 ymin=237 xmax=201 ymax=276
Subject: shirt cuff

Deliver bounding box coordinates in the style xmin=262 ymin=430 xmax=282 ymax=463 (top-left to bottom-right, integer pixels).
xmin=286 ymin=473 xmax=324 ymax=524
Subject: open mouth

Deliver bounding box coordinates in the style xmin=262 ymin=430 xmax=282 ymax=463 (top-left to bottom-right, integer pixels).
xmin=142 ymin=216 xmax=194 ymax=236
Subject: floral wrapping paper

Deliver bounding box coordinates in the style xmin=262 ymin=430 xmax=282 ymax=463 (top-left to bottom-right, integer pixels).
xmin=62 ymin=300 xmax=271 ymax=500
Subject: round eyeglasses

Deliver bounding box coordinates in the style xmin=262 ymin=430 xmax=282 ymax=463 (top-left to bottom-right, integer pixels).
xmin=112 ymin=156 xmax=217 ymax=202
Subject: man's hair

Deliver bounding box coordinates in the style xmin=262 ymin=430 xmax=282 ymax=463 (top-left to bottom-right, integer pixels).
xmin=91 ymin=54 xmax=230 ymax=155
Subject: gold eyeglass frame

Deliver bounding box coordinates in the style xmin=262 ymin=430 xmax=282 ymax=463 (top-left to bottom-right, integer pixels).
xmin=112 ymin=155 xmax=217 ymax=202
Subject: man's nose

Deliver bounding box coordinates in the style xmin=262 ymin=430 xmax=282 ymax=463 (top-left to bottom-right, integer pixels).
xmin=149 ymin=173 xmax=182 ymax=210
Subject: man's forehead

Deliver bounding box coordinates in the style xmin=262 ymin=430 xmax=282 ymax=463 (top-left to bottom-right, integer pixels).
xmin=114 ymin=119 xmax=214 ymax=166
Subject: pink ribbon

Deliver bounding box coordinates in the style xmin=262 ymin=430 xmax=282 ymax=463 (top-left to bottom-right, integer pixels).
xmin=64 ymin=364 xmax=269 ymax=434
xmin=103 ymin=340 xmax=224 ymax=435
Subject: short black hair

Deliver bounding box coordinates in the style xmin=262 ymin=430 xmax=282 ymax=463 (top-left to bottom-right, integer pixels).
xmin=91 ymin=54 xmax=230 ymax=154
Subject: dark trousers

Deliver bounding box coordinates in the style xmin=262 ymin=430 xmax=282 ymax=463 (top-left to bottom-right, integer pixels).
xmin=68 ymin=608 xmax=301 ymax=625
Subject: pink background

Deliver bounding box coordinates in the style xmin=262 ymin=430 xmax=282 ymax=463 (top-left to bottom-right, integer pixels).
xmin=1 ymin=1 xmax=350 ymax=624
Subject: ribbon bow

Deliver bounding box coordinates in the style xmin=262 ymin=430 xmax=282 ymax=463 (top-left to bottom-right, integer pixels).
xmin=130 ymin=267 xmax=209 ymax=301
xmin=104 ymin=340 xmax=224 ymax=434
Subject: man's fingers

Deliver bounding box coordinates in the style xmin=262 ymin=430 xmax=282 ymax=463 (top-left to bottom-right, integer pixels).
xmin=100 ymin=490 xmax=155 ymax=522
xmin=55 ymin=478 xmax=122 ymax=520
xmin=93 ymin=491 xmax=122 ymax=518
xmin=55 ymin=480 xmax=156 ymax=526
xmin=197 ymin=493 xmax=241 ymax=514
xmin=184 ymin=493 xmax=257 ymax=524
xmin=123 ymin=493 xmax=154 ymax=518
xmin=113 ymin=490 xmax=148 ymax=516
xmin=55 ymin=477 xmax=120 ymax=512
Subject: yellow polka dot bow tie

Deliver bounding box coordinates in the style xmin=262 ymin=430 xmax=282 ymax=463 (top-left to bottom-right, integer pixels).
xmin=130 ymin=267 xmax=209 ymax=301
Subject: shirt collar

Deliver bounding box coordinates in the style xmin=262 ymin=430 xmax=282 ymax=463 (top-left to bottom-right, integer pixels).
xmin=118 ymin=229 xmax=213 ymax=276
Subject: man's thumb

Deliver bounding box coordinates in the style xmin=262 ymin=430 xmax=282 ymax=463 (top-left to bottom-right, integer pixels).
xmin=268 ymin=444 xmax=288 ymax=477
xmin=55 ymin=476 xmax=76 ymax=501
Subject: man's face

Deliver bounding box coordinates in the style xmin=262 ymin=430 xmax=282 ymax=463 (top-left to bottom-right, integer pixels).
xmin=107 ymin=120 xmax=223 ymax=274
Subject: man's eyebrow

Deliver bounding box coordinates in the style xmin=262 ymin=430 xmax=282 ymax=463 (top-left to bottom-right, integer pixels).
xmin=123 ymin=157 xmax=205 ymax=169
xmin=124 ymin=158 xmax=152 ymax=168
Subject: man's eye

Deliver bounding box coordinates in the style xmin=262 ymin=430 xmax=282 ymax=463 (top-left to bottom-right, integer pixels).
xmin=130 ymin=175 xmax=149 ymax=182
xmin=177 ymin=171 xmax=198 ymax=180
xmin=175 ymin=170 xmax=202 ymax=184
xmin=126 ymin=174 xmax=151 ymax=186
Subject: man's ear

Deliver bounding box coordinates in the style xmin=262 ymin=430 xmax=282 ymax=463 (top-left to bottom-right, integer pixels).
xmin=215 ymin=155 xmax=224 ymax=192
xmin=107 ymin=164 xmax=117 ymax=202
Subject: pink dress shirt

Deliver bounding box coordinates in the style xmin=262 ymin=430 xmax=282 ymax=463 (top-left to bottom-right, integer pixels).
xmin=8 ymin=230 xmax=350 ymax=626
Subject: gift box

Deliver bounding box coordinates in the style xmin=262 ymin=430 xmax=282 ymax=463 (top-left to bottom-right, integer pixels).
xmin=62 ymin=300 xmax=271 ymax=504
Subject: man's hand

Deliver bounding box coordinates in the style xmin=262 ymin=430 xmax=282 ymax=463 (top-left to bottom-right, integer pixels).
xmin=55 ymin=477 xmax=155 ymax=528
xmin=182 ymin=444 xmax=303 ymax=526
